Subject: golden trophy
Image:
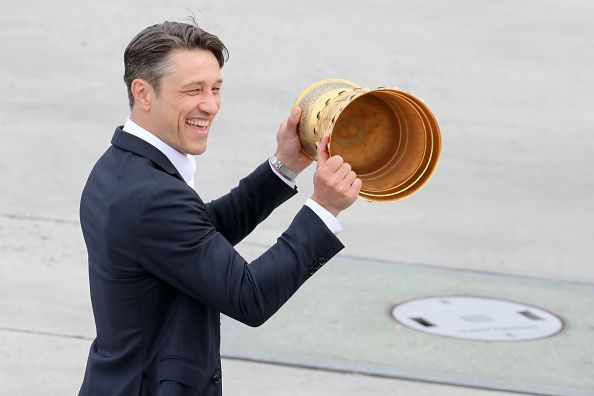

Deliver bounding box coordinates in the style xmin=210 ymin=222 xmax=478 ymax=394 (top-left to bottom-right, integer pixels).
xmin=294 ymin=79 xmax=441 ymax=202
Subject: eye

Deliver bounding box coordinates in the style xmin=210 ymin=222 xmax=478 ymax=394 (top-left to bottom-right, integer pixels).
xmin=186 ymin=89 xmax=201 ymax=96
xmin=212 ymin=87 xmax=221 ymax=94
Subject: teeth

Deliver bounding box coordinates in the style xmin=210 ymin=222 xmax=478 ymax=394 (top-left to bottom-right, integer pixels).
xmin=186 ymin=119 xmax=209 ymax=127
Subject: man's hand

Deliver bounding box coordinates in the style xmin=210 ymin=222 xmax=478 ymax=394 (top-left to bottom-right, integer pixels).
xmin=274 ymin=107 xmax=312 ymax=174
xmin=311 ymin=135 xmax=362 ymax=217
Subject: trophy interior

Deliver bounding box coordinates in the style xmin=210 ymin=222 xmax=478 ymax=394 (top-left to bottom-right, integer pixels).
xmin=329 ymin=90 xmax=430 ymax=198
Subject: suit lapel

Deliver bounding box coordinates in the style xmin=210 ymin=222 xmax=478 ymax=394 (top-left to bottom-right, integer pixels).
xmin=111 ymin=126 xmax=185 ymax=182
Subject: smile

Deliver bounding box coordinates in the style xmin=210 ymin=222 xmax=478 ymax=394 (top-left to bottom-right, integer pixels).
xmin=185 ymin=119 xmax=209 ymax=127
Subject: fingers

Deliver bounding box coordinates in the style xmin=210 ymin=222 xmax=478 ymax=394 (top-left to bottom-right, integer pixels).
xmin=316 ymin=135 xmax=331 ymax=164
xmin=351 ymin=177 xmax=363 ymax=195
xmin=337 ymin=167 xmax=361 ymax=198
xmin=343 ymin=168 xmax=357 ymax=186
xmin=334 ymin=162 xmax=352 ymax=182
xmin=278 ymin=108 xmax=301 ymax=136
xmin=281 ymin=107 xmax=301 ymax=134
xmin=289 ymin=107 xmax=301 ymax=126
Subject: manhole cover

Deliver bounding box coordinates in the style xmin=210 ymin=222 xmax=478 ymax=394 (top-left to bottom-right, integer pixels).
xmin=391 ymin=296 xmax=563 ymax=341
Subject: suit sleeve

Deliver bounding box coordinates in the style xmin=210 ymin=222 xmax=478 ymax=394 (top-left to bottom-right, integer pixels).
xmin=135 ymin=185 xmax=343 ymax=327
xmin=204 ymin=161 xmax=297 ymax=245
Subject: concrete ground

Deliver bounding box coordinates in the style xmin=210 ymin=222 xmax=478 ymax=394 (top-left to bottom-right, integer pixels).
xmin=1 ymin=0 xmax=593 ymax=395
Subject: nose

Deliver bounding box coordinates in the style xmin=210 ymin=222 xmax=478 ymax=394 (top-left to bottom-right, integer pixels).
xmin=197 ymin=92 xmax=220 ymax=115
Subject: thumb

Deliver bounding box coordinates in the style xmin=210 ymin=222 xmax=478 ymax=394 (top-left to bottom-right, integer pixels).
xmin=286 ymin=107 xmax=302 ymax=131
xmin=317 ymin=135 xmax=330 ymax=164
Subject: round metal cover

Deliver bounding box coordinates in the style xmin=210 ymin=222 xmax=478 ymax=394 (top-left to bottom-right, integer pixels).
xmin=391 ymin=296 xmax=563 ymax=341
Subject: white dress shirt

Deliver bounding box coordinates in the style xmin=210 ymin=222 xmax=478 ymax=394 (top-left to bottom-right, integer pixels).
xmin=122 ymin=118 xmax=342 ymax=235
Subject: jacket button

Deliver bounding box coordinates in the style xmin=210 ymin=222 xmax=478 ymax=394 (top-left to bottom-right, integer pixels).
xmin=212 ymin=374 xmax=222 ymax=384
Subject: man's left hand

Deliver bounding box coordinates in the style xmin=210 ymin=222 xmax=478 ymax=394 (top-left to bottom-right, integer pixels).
xmin=275 ymin=107 xmax=312 ymax=175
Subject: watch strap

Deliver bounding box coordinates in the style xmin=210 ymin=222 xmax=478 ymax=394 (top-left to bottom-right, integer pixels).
xmin=269 ymin=155 xmax=298 ymax=182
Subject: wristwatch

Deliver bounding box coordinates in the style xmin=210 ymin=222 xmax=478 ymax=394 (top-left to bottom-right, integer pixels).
xmin=269 ymin=155 xmax=298 ymax=182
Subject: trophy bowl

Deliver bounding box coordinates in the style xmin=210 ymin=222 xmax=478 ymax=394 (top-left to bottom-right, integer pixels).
xmin=294 ymin=79 xmax=441 ymax=202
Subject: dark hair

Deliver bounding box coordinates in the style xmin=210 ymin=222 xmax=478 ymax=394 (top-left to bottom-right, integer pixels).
xmin=123 ymin=21 xmax=228 ymax=108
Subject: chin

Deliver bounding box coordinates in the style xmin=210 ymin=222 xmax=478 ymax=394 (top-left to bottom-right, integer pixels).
xmin=189 ymin=145 xmax=207 ymax=156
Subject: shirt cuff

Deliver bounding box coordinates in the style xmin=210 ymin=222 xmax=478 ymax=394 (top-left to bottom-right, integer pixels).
xmin=305 ymin=198 xmax=343 ymax=235
xmin=269 ymin=161 xmax=296 ymax=189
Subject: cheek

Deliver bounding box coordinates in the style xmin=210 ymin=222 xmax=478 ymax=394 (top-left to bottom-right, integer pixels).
xmin=178 ymin=96 xmax=196 ymax=110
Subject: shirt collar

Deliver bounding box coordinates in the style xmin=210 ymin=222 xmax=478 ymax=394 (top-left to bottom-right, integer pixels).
xmin=122 ymin=118 xmax=196 ymax=187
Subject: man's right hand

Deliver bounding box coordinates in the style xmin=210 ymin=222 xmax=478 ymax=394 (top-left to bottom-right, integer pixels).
xmin=311 ymin=135 xmax=362 ymax=217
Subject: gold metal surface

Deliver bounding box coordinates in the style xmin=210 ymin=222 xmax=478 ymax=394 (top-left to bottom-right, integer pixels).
xmin=294 ymin=79 xmax=441 ymax=201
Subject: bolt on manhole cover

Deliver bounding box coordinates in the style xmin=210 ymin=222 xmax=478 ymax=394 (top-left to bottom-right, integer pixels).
xmin=391 ymin=296 xmax=564 ymax=341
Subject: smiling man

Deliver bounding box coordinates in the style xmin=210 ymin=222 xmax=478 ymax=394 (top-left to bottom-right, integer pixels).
xmin=78 ymin=21 xmax=361 ymax=396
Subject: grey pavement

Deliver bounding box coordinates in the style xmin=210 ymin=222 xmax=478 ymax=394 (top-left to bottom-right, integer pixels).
xmin=1 ymin=0 xmax=593 ymax=395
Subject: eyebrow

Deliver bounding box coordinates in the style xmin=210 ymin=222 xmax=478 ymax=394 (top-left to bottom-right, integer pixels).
xmin=181 ymin=79 xmax=224 ymax=89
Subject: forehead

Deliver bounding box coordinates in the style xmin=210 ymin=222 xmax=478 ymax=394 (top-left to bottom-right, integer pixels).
xmin=164 ymin=48 xmax=222 ymax=85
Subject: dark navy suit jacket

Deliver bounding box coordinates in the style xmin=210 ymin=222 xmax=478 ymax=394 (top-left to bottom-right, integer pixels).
xmin=78 ymin=128 xmax=344 ymax=395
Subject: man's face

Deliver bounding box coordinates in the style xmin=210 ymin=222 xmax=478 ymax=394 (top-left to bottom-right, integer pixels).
xmin=144 ymin=49 xmax=222 ymax=156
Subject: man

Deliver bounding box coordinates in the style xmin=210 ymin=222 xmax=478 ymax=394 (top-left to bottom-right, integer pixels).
xmin=79 ymin=21 xmax=361 ymax=395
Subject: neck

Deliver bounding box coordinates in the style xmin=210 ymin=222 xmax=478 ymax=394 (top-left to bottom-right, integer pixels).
xmin=130 ymin=110 xmax=154 ymax=136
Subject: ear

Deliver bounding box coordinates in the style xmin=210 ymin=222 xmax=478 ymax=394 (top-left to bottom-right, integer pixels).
xmin=130 ymin=79 xmax=155 ymax=112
